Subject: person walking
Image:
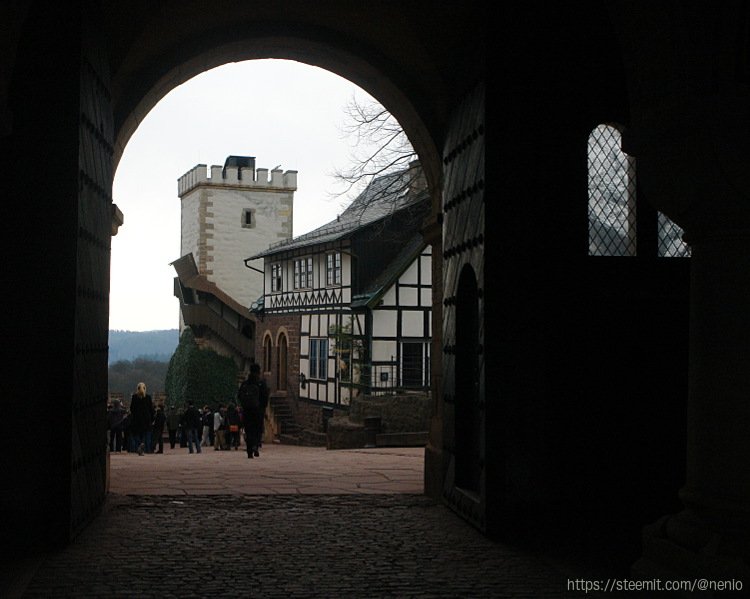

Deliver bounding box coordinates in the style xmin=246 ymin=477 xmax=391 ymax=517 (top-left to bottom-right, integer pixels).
xmin=238 ymin=364 xmax=266 ymax=458
xmin=129 ymin=382 xmax=154 ymax=456
xmin=107 ymin=398 xmax=127 ymax=452
xmin=166 ymin=405 xmax=180 ymax=449
xmin=213 ymin=405 xmax=225 ymax=450
xmin=183 ymin=401 xmax=202 ymax=454
xmin=152 ymin=404 xmax=166 ymax=453
xmin=201 ymin=405 xmax=212 ymax=447
xmin=227 ymin=403 xmax=242 ymax=450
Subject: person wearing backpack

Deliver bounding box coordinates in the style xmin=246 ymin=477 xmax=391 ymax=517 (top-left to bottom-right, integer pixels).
xmin=238 ymin=364 xmax=264 ymax=459
xmin=183 ymin=401 xmax=202 ymax=454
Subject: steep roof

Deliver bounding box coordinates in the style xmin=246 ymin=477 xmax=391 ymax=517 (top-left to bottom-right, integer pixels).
xmin=248 ymin=168 xmax=426 ymax=259
xmin=351 ymin=233 xmax=426 ymax=309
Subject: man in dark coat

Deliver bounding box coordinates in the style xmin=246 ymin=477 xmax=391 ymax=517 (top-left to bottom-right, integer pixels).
xmin=238 ymin=363 xmax=268 ymax=459
xmin=151 ymin=404 xmax=166 ymax=453
xmin=130 ymin=382 xmax=154 ymax=456
xmin=107 ymin=398 xmax=127 ymax=452
xmin=183 ymin=401 xmax=202 ymax=454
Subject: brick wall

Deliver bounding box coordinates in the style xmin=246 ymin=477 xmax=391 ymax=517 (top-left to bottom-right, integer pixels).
xmin=255 ymin=313 xmax=301 ymax=396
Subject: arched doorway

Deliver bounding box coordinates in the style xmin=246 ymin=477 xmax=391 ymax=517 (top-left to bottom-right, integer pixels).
xmin=277 ymin=333 xmax=288 ymax=391
xmin=454 ymin=264 xmax=481 ymax=493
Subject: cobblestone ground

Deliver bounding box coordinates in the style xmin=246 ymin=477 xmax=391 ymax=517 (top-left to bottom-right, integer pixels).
xmin=21 ymin=494 xmax=569 ymax=598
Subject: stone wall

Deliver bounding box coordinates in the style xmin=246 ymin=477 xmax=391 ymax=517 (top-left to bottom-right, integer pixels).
xmin=255 ymin=313 xmax=300 ymax=394
xmin=348 ymin=393 xmax=430 ymax=432
xmin=179 ymin=161 xmax=296 ymax=309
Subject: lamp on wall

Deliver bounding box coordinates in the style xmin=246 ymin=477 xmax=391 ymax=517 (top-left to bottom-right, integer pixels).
xmin=299 ymin=372 xmax=307 ymax=389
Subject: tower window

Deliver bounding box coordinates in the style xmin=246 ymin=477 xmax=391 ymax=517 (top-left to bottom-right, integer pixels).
xmin=242 ymin=208 xmax=255 ymax=229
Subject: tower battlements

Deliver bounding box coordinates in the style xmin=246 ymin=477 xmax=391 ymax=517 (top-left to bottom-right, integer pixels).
xmin=178 ymin=161 xmax=297 ymax=197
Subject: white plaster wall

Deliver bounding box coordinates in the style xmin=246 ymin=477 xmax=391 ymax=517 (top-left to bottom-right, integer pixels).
xmin=401 ymin=310 xmax=424 ymax=337
xmin=421 ymin=288 xmax=432 ymax=307
xmin=399 ymin=286 xmax=419 ymax=307
xmin=342 ymin=253 xmax=352 ymax=286
xmin=373 ymin=308 xmax=397 ymax=337
xmin=381 ymin=286 xmax=397 ymax=307
xmin=372 ymin=339 xmax=397 ymax=362
xmin=207 ymin=187 xmax=293 ymax=307
xmin=180 ymin=190 xmax=201 ymax=259
xmin=400 ymin=259 xmax=419 ymax=284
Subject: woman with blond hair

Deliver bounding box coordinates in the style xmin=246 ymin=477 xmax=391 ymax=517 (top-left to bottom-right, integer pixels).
xmin=130 ymin=382 xmax=154 ymax=455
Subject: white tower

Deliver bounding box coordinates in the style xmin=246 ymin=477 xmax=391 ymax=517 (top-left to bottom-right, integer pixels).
xmin=178 ymin=155 xmax=297 ymax=308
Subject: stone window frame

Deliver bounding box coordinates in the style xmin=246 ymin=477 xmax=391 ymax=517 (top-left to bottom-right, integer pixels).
xmin=242 ymin=208 xmax=256 ymax=229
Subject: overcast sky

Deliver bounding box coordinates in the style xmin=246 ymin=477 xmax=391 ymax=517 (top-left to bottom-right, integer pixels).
xmin=110 ymin=60 xmax=382 ymax=331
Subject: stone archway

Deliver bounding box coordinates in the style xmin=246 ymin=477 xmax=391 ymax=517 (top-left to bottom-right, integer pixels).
xmin=2 ymin=2 xmax=484 ymax=555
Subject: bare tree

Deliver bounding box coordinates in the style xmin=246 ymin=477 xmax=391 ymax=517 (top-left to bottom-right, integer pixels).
xmin=328 ymin=94 xmax=426 ymax=234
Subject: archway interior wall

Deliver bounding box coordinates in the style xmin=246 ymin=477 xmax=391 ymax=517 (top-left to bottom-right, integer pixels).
xmin=434 ymin=82 xmax=486 ymax=532
xmin=486 ymin=4 xmax=690 ymax=554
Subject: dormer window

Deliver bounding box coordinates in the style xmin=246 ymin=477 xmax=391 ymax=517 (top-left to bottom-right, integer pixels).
xmin=326 ymin=252 xmax=342 ymax=286
xmin=294 ymin=257 xmax=313 ymax=289
xmin=271 ymin=263 xmax=282 ymax=292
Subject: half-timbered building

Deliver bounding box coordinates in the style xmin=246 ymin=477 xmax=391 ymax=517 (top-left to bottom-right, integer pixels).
xmin=249 ymin=163 xmax=432 ymax=426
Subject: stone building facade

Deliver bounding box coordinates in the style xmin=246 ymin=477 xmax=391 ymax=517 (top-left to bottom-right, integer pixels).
xmin=173 ymin=156 xmax=297 ymax=373
xmin=178 ymin=155 xmax=296 ymax=310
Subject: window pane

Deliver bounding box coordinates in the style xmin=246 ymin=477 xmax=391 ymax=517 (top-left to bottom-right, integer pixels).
xmin=319 ymin=339 xmax=328 ymax=379
xmin=657 ymin=212 xmax=691 ymax=257
xmin=310 ymin=339 xmax=318 ymax=378
xmin=402 ymin=342 xmax=424 ymax=387
xmin=588 ymin=125 xmax=636 ymax=256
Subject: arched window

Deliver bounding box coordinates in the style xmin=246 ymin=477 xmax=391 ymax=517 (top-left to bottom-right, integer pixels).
xmin=263 ymin=335 xmax=272 ymax=373
xmin=588 ymin=123 xmax=691 ymax=258
xmin=588 ymin=124 xmax=637 ymax=256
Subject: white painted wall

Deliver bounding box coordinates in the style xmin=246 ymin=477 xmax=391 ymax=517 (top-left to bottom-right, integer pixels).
xmin=209 ymin=188 xmax=292 ymax=306
xmin=401 ymin=310 xmax=424 ymax=337
xmin=180 ymin=190 xmax=201 ymax=262
xmin=179 ymin=162 xmax=295 ymax=309
xmin=373 ymin=309 xmax=397 ymax=337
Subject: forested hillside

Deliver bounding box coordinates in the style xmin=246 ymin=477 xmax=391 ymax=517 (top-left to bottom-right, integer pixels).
xmin=108 ymin=358 xmax=170 ymax=395
xmin=108 ymin=329 xmax=179 ymax=364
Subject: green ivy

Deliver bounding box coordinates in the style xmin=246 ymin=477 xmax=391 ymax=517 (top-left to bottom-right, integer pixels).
xmin=164 ymin=327 xmax=238 ymax=411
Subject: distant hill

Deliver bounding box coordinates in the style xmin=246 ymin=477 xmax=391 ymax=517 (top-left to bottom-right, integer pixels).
xmin=109 ymin=329 xmax=179 ymax=364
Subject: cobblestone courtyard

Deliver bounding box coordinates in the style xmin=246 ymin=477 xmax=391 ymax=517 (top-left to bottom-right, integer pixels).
xmin=3 ymin=445 xmax=597 ymax=598
xmin=18 ymin=494 xmax=568 ymax=598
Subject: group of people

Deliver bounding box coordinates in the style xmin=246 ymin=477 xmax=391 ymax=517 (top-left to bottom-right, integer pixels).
xmin=106 ymin=363 xmax=270 ymax=459
xmin=106 ymin=382 xmax=166 ymax=455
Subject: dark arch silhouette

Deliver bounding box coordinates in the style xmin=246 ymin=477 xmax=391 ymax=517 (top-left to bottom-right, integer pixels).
xmin=454 ymin=263 xmax=481 ymax=493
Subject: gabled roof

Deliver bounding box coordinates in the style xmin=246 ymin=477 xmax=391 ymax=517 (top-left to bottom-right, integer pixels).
xmin=171 ymin=253 xmax=251 ymax=316
xmin=351 ymin=233 xmax=427 ymax=309
xmin=248 ymin=168 xmax=426 ymax=260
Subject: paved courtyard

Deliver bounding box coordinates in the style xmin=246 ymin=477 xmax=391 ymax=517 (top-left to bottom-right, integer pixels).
xmin=108 ymin=443 xmax=424 ymax=495
xmin=1 ymin=444 xmax=604 ymax=598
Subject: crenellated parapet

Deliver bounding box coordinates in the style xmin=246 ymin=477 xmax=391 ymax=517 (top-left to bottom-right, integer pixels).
xmin=178 ymin=162 xmax=298 ymax=197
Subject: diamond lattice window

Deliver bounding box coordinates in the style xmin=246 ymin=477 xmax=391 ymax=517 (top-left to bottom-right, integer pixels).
xmin=588 ymin=125 xmax=637 ymax=256
xmin=657 ymin=212 xmax=691 ymax=257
